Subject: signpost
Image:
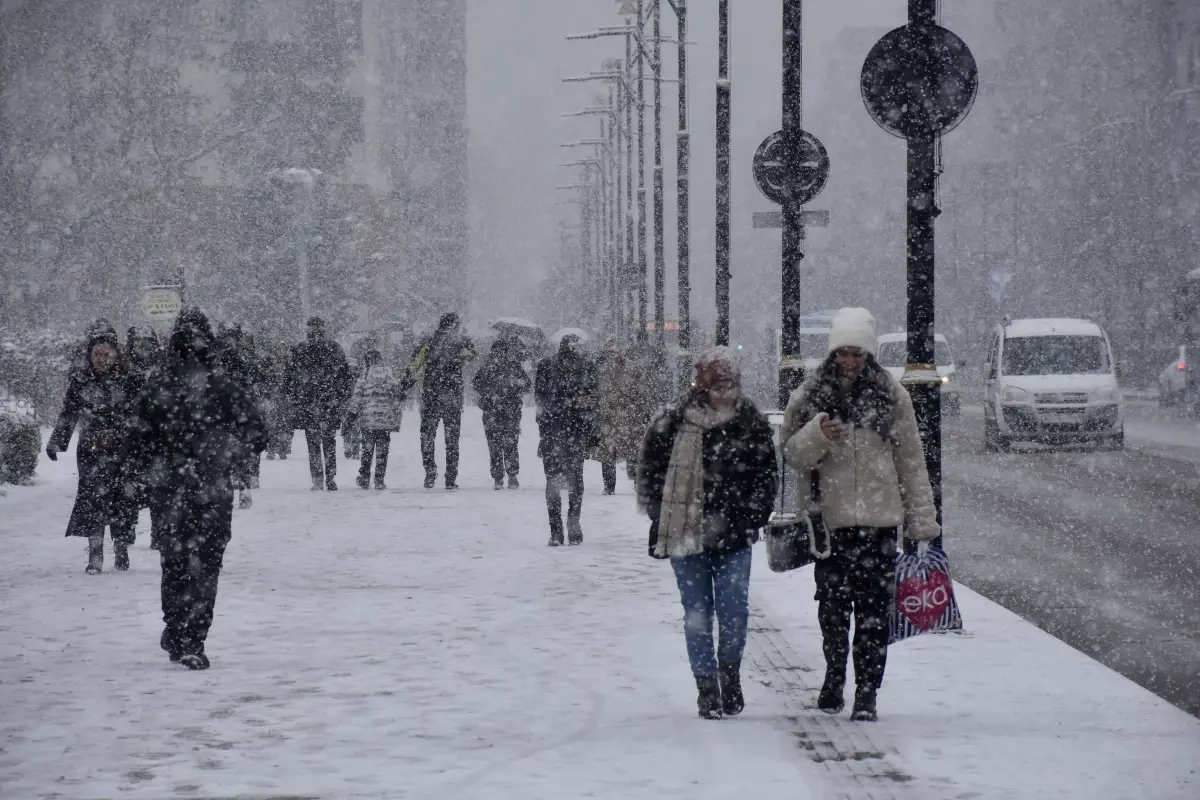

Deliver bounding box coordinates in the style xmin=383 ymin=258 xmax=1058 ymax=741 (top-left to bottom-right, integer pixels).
xmin=140 ymin=285 xmax=182 ymax=323
xmin=752 ymin=129 xmax=830 ymax=207
xmin=861 ymin=2 xmax=978 ymax=547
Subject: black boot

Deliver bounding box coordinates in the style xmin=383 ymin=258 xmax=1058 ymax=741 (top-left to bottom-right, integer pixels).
xmin=718 ymin=660 xmax=744 ymax=716
xmin=850 ymin=686 xmax=878 ymax=722
xmin=817 ymin=667 xmax=846 ymax=714
xmin=567 ymin=517 xmax=583 ymax=546
xmin=695 ymin=675 xmax=723 ymax=720
xmin=113 ymin=540 xmax=130 ymax=572
xmin=160 ymin=629 xmax=182 ymax=663
xmin=548 ymin=511 xmax=565 ymax=546
xmin=85 ymin=535 xmax=103 ymax=575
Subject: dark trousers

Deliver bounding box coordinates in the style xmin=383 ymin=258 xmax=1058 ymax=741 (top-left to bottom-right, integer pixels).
xmin=602 ymin=462 xmax=617 ymax=493
xmin=814 ymin=527 xmax=898 ymax=690
xmin=159 ymin=495 xmax=233 ymax=657
xmin=305 ymin=428 xmax=337 ymax=485
xmin=358 ymin=430 xmax=391 ymax=484
xmin=483 ymin=411 xmax=520 ymax=481
xmin=543 ymin=453 xmax=584 ymax=535
xmin=420 ymin=406 xmax=462 ymax=482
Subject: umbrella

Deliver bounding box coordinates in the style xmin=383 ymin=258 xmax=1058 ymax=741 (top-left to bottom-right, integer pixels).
xmin=550 ymin=327 xmax=592 ymax=347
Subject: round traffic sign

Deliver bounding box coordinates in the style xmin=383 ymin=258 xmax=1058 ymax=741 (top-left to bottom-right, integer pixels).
xmin=752 ymin=130 xmax=830 ymax=206
xmin=861 ymin=24 xmax=978 ymax=139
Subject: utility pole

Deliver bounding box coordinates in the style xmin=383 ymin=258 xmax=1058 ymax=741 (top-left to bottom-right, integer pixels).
xmin=652 ymin=0 xmax=666 ymax=348
xmin=779 ymin=0 xmax=804 ymax=407
xmin=674 ymin=0 xmax=691 ymax=380
xmin=624 ymin=31 xmax=636 ymax=343
xmin=715 ymin=0 xmax=731 ymax=347
xmin=636 ymin=0 xmax=648 ymax=343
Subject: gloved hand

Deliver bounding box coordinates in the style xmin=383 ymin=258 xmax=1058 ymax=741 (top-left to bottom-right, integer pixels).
xmin=45 ymin=443 xmax=58 ymax=461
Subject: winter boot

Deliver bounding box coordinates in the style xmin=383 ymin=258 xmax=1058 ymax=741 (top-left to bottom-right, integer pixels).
xmin=374 ymin=479 xmax=387 ymax=491
xmin=249 ymin=475 xmax=260 ymax=490
xmin=266 ymin=452 xmax=276 ymax=460
xmin=326 ymin=478 xmax=338 ymax=491
xmin=850 ymin=686 xmax=878 ymax=722
xmin=424 ymin=473 xmax=437 ymax=490
xmin=113 ymin=540 xmax=130 ymax=572
xmin=311 ymin=479 xmax=324 ymax=491
xmin=494 ymin=479 xmax=504 ymax=490
xmin=718 ymin=660 xmax=744 ymax=716
xmin=695 ymin=675 xmax=723 ymax=720
xmin=160 ymin=629 xmax=181 ymax=663
xmin=508 ymin=476 xmax=519 ymax=489
xmin=180 ymin=652 xmax=210 ymax=671
xmin=445 ymin=477 xmax=459 ymax=491
xmin=567 ymin=517 xmax=584 ymax=546
xmin=85 ymin=535 xmax=103 ymax=575
xmin=239 ymin=490 xmax=253 ymax=509
xmin=357 ymin=475 xmax=370 ymax=490
xmin=817 ymin=668 xmax=846 ymax=714
xmin=548 ymin=512 xmax=565 ymax=547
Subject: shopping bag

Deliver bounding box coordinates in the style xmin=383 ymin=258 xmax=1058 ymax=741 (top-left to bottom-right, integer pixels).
xmin=764 ymin=511 xmax=831 ymax=572
xmin=888 ymin=543 xmax=963 ymax=644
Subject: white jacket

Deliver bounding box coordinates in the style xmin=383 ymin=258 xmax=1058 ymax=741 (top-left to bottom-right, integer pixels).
xmin=348 ymin=366 xmax=405 ymax=431
xmin=780 ymin=374 xmax=940 ymax=541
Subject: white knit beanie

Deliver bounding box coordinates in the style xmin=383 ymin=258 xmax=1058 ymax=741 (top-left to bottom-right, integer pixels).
xmin=826 ymin=307 xmax=878 ymax=357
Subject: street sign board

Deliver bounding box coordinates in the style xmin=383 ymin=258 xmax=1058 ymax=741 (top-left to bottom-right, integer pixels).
xmin=753 ymin=210 xmax=830 ymax=229
xmin=861 ymin=24 xmax=978 ymax=139
xmin=141 ymin=286 xmax=182 ymax=322
xmin=752 ymin=130 xmax=830 ymax=206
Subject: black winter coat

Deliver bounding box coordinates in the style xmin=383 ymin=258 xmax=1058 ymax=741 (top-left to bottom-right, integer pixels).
xmin=637 ymin=392 xmax=779 ymax=555
xmin=49 ymin=366 xmax=142 ymax=537
xmin=411 ymin=331 xmax=477 ymax=409
xmin=473 ymin=349 xmax=531 ymax=420
xmin=535 ymin=352 xmax=599 ymax=462
xmin=286 ymin=333 xmax=353 ymax=429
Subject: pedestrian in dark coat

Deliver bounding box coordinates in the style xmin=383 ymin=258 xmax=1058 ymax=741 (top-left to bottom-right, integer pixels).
xmin=345 ymin=349 xmax=405 ymax=490
xmin=636 ymin=346 xmax=778 ymax=719
xmin=217 ymin=324 xmax=263 ymax=507
xmin=410 ymin=312 xmax=476 ymax=489
xmin=125 ymin=326 xmax=167 ymax=550
xmin=47 ymin=323 xmax=142 ymax=574
xmin=473 ymin=338 xmax=532 ymax=489
xmin=261 ymin=340 xmax=293 ymax=460
xmin=535 ymin=334 xmax=599 ymax=546
xmin=286 ymin=316 xmax=353 ymax=490
xmin=126 ymin=307 xmax=266 ymax=670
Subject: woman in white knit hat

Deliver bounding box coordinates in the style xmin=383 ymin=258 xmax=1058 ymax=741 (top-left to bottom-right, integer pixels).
xmin=780 ymin=308 xmax=940 ymax=722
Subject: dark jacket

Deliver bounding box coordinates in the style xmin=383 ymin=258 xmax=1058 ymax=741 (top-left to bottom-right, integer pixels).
xmin=49 ymin=336 xmax=141 ymax=537
xmin=286 ymin=330 xmax=353 ymax=429
xmin=126 ymin=308 xmax=267 ymax=510
xmin=411 ymin=330 xmax=477 ymax=410
xmin=473 ymin=341 xmax=531 ymax=419
xmin=535 ymin=347 xmax=599 ymax=462
xmin=637 ymin=391 xmax=779 ymax=555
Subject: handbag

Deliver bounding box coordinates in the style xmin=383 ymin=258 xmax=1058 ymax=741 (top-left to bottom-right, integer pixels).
xmin=888 ymin=542 xmax=964 ymax=644
xmin=764 ymin=472 xmax=832 ymax=572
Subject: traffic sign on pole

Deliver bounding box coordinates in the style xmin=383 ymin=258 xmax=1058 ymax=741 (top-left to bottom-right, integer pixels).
xmin=752 ymin=130 xmax=830 ymax=207
xmin=753 ymin=210 xmax=829 ymax=229
xmin=140 ymin=285 xmax=182 ymax=322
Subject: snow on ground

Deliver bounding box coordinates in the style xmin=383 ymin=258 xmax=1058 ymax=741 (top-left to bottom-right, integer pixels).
xmin=1 ymin=411 xmax=1198 ymax=799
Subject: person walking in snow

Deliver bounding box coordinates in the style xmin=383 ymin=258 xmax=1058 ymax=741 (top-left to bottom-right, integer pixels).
xmin=409 ymin=312 xmax=476 ymax=490
xmin=636 ymin=346 xmax=777 ymax=719
xmin=125 ymin=326 xmax=167 ymax=549
xmin=595 ymin=338 xmax=643 ymax=494
xmin=126 ymin=307 xmax=266 ymax=670
xmin=780 ymin=307 xmax=940 ymax=722
xmin=287 ymin=316 xmax=353 ymax=491
xmin=473 ymin=337 xmax=531 ymax=490
xmin=535 ymin=334 xmax=599 ymax=546
xmin=217 ymin=323 xmax=263 ymax=508
xmin=345 ymin=349 xmax=405 ymax=490
xmin=261 ymin=340 xmax=294 ymax=460
xmin=46 ymin=323 xmax=142 ymax=574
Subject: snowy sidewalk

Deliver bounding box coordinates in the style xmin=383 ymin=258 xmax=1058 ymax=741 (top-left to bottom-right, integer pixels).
xmin=1 ymin=412 xmax=1198 ymax=799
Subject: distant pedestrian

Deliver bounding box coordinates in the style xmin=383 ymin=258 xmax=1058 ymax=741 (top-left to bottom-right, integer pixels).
xmin=286 ymin=317 xmax=353 ymax=491
xmin=410 ymin=313 xmax=476 ymax=489
xmin=473 ymin=337 xmax=532 ymax=489
xmin=127 ymin=307 xmax=266 ymax=670
xmin=636 ymin=346 xmax=777 ymax=719
xmin=780 ymin=307 xmax=940 ymax=722
xmin=47 ymin=323 xmax=142 ymax=574
xmin=595 ymin=339 xmax=642 ymax=494
xmin=125 ymin=326 xmax=165 ymax=549
xmin=261 ymin=340 xmax=293 ymax=460
xmin=535 ymin=334 xmax=598 ymax=545
xmin=345 ymin=349 xmax=405 ymax=490
xmin=217 ymin=324 xmax=263 ymax=508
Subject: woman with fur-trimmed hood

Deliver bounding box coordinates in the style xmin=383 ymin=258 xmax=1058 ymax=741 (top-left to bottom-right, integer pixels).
xmin=780 ymin=307 xmax=940 ymax=723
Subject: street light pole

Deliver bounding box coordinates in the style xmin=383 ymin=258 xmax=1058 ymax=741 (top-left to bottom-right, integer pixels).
xmin=624 ymin=33 xmax=636 ymax=343
xmin=636 ymin=0 xmax=648 ymax=344
xmin=653 ymin=0 xmax=666 ymax=348
xmin=715 ymin=0 xmax=732 ymax=347
xmin=780 ymin=0 xmax=804 ymax=408
xmin=675 ymin=0 xmax=691 ymax=379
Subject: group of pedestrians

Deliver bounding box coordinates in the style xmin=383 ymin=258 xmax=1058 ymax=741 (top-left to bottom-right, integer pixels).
xmin=639 ymin=308 xmax=940 ymax=724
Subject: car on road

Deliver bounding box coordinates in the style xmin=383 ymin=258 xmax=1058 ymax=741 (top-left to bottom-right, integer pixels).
xmin=875 ymin=332 xmax=963 ymax=416
xmin=983 ymin=318 xmax=1124 ymax=452
xmin=1157 ymin=345 xmax=1190 ymax=407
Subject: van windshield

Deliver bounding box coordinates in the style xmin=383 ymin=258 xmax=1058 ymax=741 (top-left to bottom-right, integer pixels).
xmin=1002 ymin=335 xmax=1110 ymax=376
xmin=876 ymin=340 xmax=954 ymax=368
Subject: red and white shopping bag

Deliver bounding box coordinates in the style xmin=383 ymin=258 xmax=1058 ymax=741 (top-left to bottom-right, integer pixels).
xmin=888 ymin=543 xmax=964 ymax=645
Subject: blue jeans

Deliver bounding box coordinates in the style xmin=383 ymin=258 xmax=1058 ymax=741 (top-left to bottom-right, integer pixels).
xmin=670 ymin=547 xmax=753 ymax=678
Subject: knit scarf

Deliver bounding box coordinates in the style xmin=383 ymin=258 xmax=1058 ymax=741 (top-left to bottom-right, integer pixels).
xmin=655 ymin=402 xmax=738 ymax=558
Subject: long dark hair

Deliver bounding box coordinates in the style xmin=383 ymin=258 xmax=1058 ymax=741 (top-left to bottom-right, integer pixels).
xmin=800 ymin=352 xmax=897 ymax=442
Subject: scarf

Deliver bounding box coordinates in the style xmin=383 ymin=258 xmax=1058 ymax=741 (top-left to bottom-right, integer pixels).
xmin=797 ymin=357 xmax=897 ymax=443
xmin=655 ymin=401 xmax=738 ymax=558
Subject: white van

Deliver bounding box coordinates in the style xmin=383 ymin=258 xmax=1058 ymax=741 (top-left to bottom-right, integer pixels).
xmin=875 ymin=332 xmax=962 ymax=416
xmin=983 ymin=318 xmax=1123 ymax=451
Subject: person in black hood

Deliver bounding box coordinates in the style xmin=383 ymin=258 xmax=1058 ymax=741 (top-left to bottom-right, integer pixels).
xmin=409 ymin=312 xmax=477 ymax=489
xmin=473 ymin=337 xmax=532 ymax=490
xmin=216 ymin=323 xmax=265 ymax=507
xmin=125 ymin=326 xmax=166 ymax=550
xmin=47 ymin=322 xmax=142 ymax=574
xmin=535 ymin=334 xmax=599 ymax=545
xmin=126 ymin=306 xmax=267 ymax=670
xmin=286 ymin=316 xmax=353 ymax=490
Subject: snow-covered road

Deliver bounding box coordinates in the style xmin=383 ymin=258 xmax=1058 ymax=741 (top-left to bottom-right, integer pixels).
xmin=2 ymin=412 xmax=1198 ymax=799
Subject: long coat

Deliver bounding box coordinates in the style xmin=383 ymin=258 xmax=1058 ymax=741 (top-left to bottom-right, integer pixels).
xmin=595 ymin=349 xmax=644 ymax=463
xmin=287 ymin=333 xmax=353 ymax=430
xmin=473 ymin=345 xmax=531 ymax=427
xmin=535 ymin=352 xmax=599 ymax=465
xmin=48 ymin=366 xmax=142 ymax=537
xmin=347 ymin=366 xmax=406 ymax=431
xmin=411 ymin=331 xmax=477 ymax=411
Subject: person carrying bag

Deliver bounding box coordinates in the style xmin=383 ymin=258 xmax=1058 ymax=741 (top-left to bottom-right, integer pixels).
xmin=780 ymin=308 xmax=940 ymax=722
